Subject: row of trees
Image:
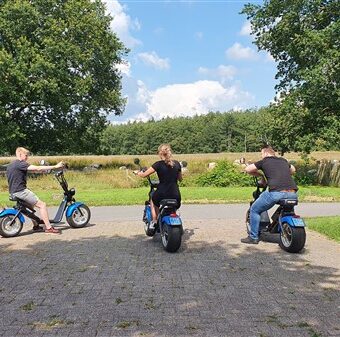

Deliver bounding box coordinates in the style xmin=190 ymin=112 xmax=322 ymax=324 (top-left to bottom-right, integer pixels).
xmin=0 ymin=0 xmax=338 ymax=155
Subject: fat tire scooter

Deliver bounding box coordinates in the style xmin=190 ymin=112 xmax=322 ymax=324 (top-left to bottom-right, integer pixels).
xmin=134 ymin=158 xmax=183 ymax=253
xmin=0 ymin=169 xmax=91 ymax=238
xmin=246 ymin=176 xmax=306 ymax=253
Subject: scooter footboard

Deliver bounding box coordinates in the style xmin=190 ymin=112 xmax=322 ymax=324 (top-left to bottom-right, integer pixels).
xmin=281 ymin=215 xmax=306 ymax=228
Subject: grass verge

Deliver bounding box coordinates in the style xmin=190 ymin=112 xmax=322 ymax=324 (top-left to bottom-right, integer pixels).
xmin=306 ymin=216 xmax=340 ymax=242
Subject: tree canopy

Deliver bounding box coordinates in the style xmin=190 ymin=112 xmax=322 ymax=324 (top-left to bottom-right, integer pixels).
xmin=0 ymin=0 xmax=127 ymax=155
xmin=242 ymin=0 xmax=340 ymax=153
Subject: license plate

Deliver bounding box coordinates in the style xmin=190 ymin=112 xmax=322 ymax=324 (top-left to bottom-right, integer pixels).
xmin=169 ymin=217 xmax=182 ymax=225
xmin=292 ymin=218 xmax=305 ymax=227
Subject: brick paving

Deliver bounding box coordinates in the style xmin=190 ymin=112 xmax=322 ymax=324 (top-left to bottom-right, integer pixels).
xmin=0 ymin=209 xmax=339 ymax=337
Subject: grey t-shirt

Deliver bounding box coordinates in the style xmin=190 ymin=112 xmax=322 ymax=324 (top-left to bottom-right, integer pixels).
xmin=6 ymin=160 xmax=30 ymax=194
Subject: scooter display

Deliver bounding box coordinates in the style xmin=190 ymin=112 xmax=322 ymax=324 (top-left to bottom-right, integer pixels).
xmin=246 ymin=176 xmax=306 ymax=253
xmin=0 ymin=169 xmax=91 ymax=237
xmin=134 ymin=158 xmax=183 ymax=253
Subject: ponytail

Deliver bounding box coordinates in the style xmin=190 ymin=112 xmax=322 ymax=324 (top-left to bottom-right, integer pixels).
xmin=158 ymin=144 xmax=174 ymax=167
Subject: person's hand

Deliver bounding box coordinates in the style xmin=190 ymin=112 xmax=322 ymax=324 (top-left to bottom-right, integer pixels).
xmin=54 ymin=161 xmax=65 ymax=169
xmin=133 ymin=170 xmax=139 ymax=176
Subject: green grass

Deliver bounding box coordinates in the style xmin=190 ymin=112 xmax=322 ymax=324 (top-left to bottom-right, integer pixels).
xmin=1 ymin=185 xmax=339 ymax=207
xmin=307 ymin=216 xmax=340 ymax=242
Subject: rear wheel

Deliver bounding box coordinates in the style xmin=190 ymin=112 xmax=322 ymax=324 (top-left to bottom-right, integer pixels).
xmin=66 ymin=205 xmax=91 ymax=228
xmin=161 ymin=225 xmax=182 ymax=253
xmin=0 ymin=215 xmax=23 ymax=238
xmin=279 ymin=222 xmax=306 ymax=253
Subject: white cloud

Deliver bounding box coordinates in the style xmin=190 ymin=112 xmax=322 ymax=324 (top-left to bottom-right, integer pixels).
xmin=102 ymin=0 xmax=141 ymax=48
xmin=138 ymin=51 xmax=170 ymax=70
xmin=114 ymin=61 xmax=131 ymax=76
xmin=239 ymin=21 xmax=252 ymax=36
xmin=198 ymin=65 xmax=237 ymax=83
xmin=131 ymin=80 xmax=254 ymax=122
xmin=226 ymin=42 xmax=258 ymax=60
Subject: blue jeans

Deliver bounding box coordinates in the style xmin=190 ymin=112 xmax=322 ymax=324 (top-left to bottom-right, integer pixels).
xmin=249 ymin=190 xmax=298 ymax=240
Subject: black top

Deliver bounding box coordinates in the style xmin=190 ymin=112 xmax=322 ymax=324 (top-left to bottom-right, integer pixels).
xmin=152 ymin=160 xmax=181 ymax=196
xmin=254 ymin=157 xmax=298 ymax=192
xmin=6 ymin=160 xmax=30 ymax=194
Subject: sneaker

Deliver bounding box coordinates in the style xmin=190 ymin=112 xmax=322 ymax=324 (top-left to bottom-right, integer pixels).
xmin=32 ymin=225 xmax=44 ymax=232
xmin=149 ymin=221 xmax=156 ymax=230
xmin=45 ymin=227 xmax=61 ymax=234
xmin=241 ymin=236 xmax=259 ymax=244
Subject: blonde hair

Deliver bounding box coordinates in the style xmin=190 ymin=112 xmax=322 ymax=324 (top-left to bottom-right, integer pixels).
xmin=16 ymin=147 xmax=30 ymax=156
xmin=158 ymin=144 xmax=174 ymax=167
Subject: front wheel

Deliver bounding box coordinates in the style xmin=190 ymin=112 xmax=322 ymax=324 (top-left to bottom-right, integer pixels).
xmin=144 ymin=221 xmax=156 ymax=237
xmin=279 ymin=222 xmax=306 ymax=253
xmin=66 ymin=205 xmax=91 ymax=228
xmin=245 ymin=209 xmax=251 ymax=235
xmin=0 ymin=215 xmax=23 ymax=238
xmin=161 ymin=225 xmax=182 ymax=253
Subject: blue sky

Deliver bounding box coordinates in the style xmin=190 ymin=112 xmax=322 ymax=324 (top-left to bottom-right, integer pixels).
xmin=104 ymin=0 xmax=277 ymax=123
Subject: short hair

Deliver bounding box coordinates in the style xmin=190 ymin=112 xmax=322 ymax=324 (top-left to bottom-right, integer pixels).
xmin=261 ymin=144 xmax=275 ymax=155
xmin=15 ymin=147 xmax=30 ymax=156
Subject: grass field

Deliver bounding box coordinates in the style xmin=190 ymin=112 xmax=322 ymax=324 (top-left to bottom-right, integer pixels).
xmin=307 ymin=216 xmax=340 ymax=242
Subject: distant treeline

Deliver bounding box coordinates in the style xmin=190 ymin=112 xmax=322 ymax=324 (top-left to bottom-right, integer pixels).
xmin=100 ymin=110 xmax=267 ymax=155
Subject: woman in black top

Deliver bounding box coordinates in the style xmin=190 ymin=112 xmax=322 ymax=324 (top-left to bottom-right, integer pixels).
xmin=135 ymin=144 xmax=182 ymax=227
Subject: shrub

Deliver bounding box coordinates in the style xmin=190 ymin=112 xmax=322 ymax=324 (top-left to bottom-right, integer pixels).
xmin=196 ymin=160 xmax=253 ymax=187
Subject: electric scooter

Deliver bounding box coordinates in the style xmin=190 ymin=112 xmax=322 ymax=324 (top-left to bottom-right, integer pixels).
xmin=0 ymin=169 xmax=91 ymax=237
xmin=246 ymin=176 xmax=306 ymax=253
xmin=134 ymin=158 xmax=183 ymax=253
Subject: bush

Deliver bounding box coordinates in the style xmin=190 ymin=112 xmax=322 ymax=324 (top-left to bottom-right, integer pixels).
xmin=196 ymin=161 xmax=253 ymax=187
xmin=293 ymin=159 xmax=318 ymax=185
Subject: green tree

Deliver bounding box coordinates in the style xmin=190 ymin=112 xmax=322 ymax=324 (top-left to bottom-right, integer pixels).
xmin=242 ymin=0 xmax=340 ymax=152
xmin=0 ymin=0 xmax=127 ymax=155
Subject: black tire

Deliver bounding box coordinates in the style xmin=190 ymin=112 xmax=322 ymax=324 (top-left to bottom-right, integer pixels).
xmin=66 ymin=204 xmax=91 ymax=228
xmin=161 ymin=225 xmax=182 ymax=253
xmin=0 ymin=215 xmax=23 ymax=238
xmin=279 ymin=223 xmax=306 ymax=253
xmin=144 ymin=221 xmax=156 ymax=237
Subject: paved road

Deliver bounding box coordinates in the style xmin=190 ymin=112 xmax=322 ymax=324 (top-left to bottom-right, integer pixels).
xmin=67 ymin=203 xmax=340 ymax=222
xmin=0 ymin=204 xmax=339 ymax=337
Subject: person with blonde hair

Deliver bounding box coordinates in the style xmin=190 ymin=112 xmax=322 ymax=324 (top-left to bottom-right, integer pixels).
xmin=6 ymin=147 xmax=64 ymax=234
xmin=241 ymin=144 xmax=298 ymax=244
xmin=134 ymin=144 xmax=182 ymax=229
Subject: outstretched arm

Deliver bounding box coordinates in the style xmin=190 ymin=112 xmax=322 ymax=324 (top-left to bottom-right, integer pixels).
xmin=244 ymin=164 xmax=264 ymax=177
xmin=27 ymin=161 xmax=64 ymax=172
xmin=134 ymin=167 xmax=155 ymax=178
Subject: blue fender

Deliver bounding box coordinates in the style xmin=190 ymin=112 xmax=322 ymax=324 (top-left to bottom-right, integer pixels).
xmin=280 ymin=215 xmax=306 ymax=228
xmin=66 ymin=202 xmax=85 ymax=218
xmin=162 ymin=215 xmax=182 ymax=226
xmin=145 ymin=205 xmax=152 ymax=223
xmin=0 ymin=209 xmax=25 ymax=223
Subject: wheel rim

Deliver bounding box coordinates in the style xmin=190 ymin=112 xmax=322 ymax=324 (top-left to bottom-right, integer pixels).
xmin=281 ymin=223 xmax=292 ymax=247
xmin=72 ymin=207 xmax=89 ymax=226
xmin=144 ymin=221 xmax=149 ymax=233
xmin=161 ymin=225 xmax=169 ymax=247
xmin=2 ymin=216 xmax=21 ymax=235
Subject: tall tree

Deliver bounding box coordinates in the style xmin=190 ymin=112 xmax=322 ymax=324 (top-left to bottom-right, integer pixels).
xmin=0 ymin=0 xmax=128 ymax=154
xmin=242 ymin=0 xmax=340 ymax=153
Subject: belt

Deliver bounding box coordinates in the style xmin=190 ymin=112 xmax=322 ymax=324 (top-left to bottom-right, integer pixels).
xmin=279 ymin=189 xmax=296 ymax=192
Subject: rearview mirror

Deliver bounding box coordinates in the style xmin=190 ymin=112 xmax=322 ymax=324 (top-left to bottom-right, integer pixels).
xmin=40 ymin=159 xmax=45 ymax=165
xmin=134 ymin=158 xmax=140 ymax=165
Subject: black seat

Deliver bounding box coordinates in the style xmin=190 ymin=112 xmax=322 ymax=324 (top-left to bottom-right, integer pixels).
xmin=9 ymin=195 xmax=20 ymax=202
xmin=277 ymin=199 xmax=298 ymax=206
xmin=159 ymin=199 xmax=178 ymax=211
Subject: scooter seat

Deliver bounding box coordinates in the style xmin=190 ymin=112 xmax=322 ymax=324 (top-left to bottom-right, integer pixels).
xmin=277 ymin=199 xmax=298 ymax=206
xmin=159 ymin=199 xmax=178 ymax=210
xmin=9 ymin=195 xmax=20 ymax=202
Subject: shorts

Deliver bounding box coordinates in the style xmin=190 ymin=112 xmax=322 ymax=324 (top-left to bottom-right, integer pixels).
xmin=12 ymin=189 xmax=39 ymax=206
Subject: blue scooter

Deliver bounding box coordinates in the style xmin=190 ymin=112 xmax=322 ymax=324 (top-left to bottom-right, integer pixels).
xmin=0 ymin=169 xmax=91 ymax=237
xmin=134 ymin=158 xmax=183 ymax=253
xmin=246 ymin=176 xmax=306 ymax=253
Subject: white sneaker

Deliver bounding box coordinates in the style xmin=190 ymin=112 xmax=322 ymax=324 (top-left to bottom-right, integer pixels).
xmin=149 ymin=221 xmax=156 ymax=229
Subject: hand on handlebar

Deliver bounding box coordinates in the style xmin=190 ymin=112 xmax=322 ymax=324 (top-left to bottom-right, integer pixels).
xmin=54 ymin=161 xmax=65 ymax=169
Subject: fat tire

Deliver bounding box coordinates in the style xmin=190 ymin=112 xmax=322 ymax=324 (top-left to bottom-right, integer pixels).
xmin=144 ymin=223 xmax=156 ymax=237
xmin=279 ymin=224 xmax=306 ymax=253
xmin=0 ymin=215 xmax=23 ymax=238
xmin=66 ymin=204 xmax=91 ymax=228
xmin=245 ymin=209 xmax=251 ymax=235
xmin=161 ymin=225 xmax=182 ymax=253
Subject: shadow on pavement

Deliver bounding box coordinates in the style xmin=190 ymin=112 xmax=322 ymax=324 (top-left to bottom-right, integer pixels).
xmin=0 ymin=227 xmax=338 ymax=337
